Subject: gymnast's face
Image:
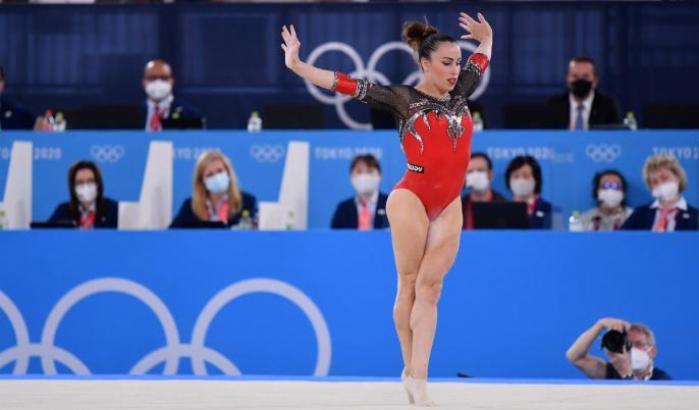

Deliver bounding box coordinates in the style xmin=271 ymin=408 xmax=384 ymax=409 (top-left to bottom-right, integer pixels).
xmin=421 ymin=42 xmax=462 ymax=94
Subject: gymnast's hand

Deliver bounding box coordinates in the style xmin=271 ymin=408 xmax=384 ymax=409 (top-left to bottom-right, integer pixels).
xmin=281 ymin=24 xmax=302 ymax=70
xmin=459 ymin=12 xmax=493 ymax=45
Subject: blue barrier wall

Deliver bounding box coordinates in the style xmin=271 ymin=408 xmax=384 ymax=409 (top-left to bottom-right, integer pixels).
xmin=0 ymin=231 xmax=697 ymax=379
xmin=0 ymin=130 xmax=698 ymax=229
xmin=0 ymin=3 xmax=697 ymax=128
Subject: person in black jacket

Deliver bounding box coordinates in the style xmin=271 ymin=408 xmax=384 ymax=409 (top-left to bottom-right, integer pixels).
xmin=0 ymin=64 xmax=36 ymax=130
xmin=171 ymin=150 xmax=257 ymax=229
xmin=622 ymin=154 xmax=698 ymax=231
xmin=48 ymin=161 xmax=118 ymax=229
xmin=331 ymin=153 xmax=389 ymax=229
xmin=544 ymin=56 xmax=622 ymax=130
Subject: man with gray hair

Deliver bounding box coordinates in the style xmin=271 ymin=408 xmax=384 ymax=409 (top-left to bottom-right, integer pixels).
xmin=566 ymin=317 xmax=671 ymax=380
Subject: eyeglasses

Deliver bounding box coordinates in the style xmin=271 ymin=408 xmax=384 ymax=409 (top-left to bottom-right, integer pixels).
xmin=600 ymin=181 xmax=622 ymax=190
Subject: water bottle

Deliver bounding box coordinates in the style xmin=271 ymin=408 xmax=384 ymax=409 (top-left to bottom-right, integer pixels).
xmin=472 ymin=111 xmax=484 ymax=132
xmin=568 ymin=210 xmax=583 ymax=232
xmin=236 ymin=210 xmax=254 ymax=230
xmin=623 ymin=111 xmax=637 ymax=131
xmin=0 ymin=206 xmax=7 ymax=230
xmin=54 ymin=112 xmax=67 ymax=132
xmin=247 ymin=111 xmax=262 ymax=132
xmin=284 ymin=209 xmax=296 ymax=230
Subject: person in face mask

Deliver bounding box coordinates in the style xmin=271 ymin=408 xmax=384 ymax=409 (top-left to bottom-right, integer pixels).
xmin=544 ymin=56 xmax=621 ymax=130
xmin=171 ymin=150 xmax=258 ymax=228
xmin=461 ymin=152 xmax=507 ymax=229
xmin=505 ymin=155 xmax=552 ymax=229
xmin=622 ymin=154 xmax=698 ymax=231
xmin=142 ymin=59 xmax=205 ymax=131
xmin=47 ymin=161 xmax=119 ymax=229
xmin=566 ymin=318 xmax=671 ymax=380
xmin=580 ymin=170 xmax=633 ymax=231
xmin=331 ymin=154 xmax=389 ymax=230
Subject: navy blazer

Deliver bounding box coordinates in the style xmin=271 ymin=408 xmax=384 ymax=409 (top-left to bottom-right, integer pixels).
xmin=545 ymin=91 xmax=622 ymax=129
xmin=0 ymin=95 xmax=35 ymax=130
xmin=529 ymin=197 xmax=553 ymax=229
xmin=170 ymin=192 xmax=258 ymax=228
xmin=47 ymin=198 xmax=119 ymax=228
xmin=331 ymin=192 xmax=390 ymax=229
xmin=621 ymin=203 xmax=698 ymax=231
xmin=142 ymin=98 xmax=206 ymax=130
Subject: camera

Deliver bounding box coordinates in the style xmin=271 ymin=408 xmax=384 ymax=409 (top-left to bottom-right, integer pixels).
xmin=601 ymin=329 xmax=631 ymax=353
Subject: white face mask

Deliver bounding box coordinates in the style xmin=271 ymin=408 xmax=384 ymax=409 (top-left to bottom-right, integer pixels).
xmin=351 ymin=173 xmax=380 ymax=196
xmin=466 ymin=171 xmax=490 ymax=192
xmin=630 ymin=347 xmax=652 ymax=371
xmin=204 ymin=172 xmax=230 ymax=194
xmin=598 ymin=189 xmax=624 ymax=209
xmin=510 ymin=178 xmax=535 ymax=197
xmin=145 ymin=80 xmax=173 ymax=102
xmin=75 ymin=182 xmax=97 ymax=205
xmin=652 ymin=181 xmax=679 ymax=203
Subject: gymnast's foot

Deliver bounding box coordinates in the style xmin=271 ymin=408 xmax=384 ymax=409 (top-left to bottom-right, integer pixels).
xmin=405 ymin=376 xmax=435 ymax=407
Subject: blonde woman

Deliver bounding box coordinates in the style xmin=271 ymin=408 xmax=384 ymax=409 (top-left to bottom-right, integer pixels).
xmin=170 ymin=150 xmax=258 ymax=228
xmin=622 ymin=154 xmax=697 ymax=231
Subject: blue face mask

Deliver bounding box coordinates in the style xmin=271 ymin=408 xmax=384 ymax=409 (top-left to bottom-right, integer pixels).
xmin=204 ymin=171 xmax=230 ymax=194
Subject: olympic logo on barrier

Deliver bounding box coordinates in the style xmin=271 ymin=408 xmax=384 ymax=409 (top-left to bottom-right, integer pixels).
xmin=0 ymin=278 xmax=331 ymax=376
xmin=585 ymin=144 xmax=622 ymax=163
xmin=250 ymin=144 xmax=285 ymax=163
xmin=90 ymin=145 xmax=125 ymax=163
xmin=305 ymin=41 xmax=491 ymax=130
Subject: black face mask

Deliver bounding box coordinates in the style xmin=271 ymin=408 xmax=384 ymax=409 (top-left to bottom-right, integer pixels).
xmin=569 ymin=79 xmax=593 ymax=98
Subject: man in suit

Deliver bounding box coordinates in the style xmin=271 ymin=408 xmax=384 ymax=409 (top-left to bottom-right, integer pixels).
xmin=0 ymin=64 xmax=36 ymax=130
xmin=331 ymin=154 xmax=389 ymax=230
xmin=545 ymin=56 xmax=621 ymax=130
xmin=142 ymin=59 xmax=205 ymax=131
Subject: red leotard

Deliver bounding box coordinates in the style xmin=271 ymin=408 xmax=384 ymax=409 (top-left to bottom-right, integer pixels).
xmin=334 ymin=53 xmax=489 ymax=220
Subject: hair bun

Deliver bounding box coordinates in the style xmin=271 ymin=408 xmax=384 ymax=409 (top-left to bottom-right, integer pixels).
xmin=401 ymin=21 xmax=438 ymax=52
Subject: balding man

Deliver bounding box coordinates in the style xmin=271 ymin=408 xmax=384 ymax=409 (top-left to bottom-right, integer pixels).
xmin=544 ymin=56 xmax=621 ymax=130
xmin=142 ymin=59 xmax=205 ymax=131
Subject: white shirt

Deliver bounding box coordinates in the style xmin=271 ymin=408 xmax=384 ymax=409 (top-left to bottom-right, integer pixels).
xmin=651 ymin=196 xmax=688 ymax=232
xmin=569 ymin=91 xmax=594 ymax=130
xmin=145 ymin=94 xmax=174 ymax=131
xmin=354 ymin=190 xmax=379 ymax=228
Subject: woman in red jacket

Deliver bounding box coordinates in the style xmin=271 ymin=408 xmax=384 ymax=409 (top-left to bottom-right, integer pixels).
xmin=282 ymin=12 xmax=492 ymax=405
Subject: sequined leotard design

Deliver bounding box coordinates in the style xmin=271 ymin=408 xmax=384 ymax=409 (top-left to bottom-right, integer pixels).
xmin=333 ymin=53 xmax=489 ymax=220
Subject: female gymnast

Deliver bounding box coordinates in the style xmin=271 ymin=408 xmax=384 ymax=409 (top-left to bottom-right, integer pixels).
xmin=281 ymin=12 xmax=492 ymax=406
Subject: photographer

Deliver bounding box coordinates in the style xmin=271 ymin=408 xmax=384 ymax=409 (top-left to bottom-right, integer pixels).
xmin=566 ymin=318 xmax=671 ymax=380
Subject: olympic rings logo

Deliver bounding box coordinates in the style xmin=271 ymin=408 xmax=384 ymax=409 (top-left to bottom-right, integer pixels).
xmin=585 ymin=144 xmax=622 ymax=163
xmin=250 ymin=144 xmax=285 ymax=163
xmin=90 ymin=145 xmax=125 ymax=163
xmin=0 ymin=277 xmax=331 ymax=376
xmin=305 ymin=41 xmax=491 ymax=130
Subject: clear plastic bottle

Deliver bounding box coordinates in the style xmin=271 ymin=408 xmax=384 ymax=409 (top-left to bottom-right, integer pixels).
xmin=247 ymin=111 xmax=262 ymax=132
xmin=623 ymin=111 xmax=637 ymax=131
xmin=237 ymin=210 xmax=254 ymax=230
xmin=472 ymin=111 xmax=484 ymax=132
xmin=284 ymin=209 xmax=296 ymax=230
xmin=568 ymin=210 xmax=583 ymax=232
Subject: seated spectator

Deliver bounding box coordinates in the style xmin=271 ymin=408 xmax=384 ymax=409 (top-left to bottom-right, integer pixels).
xmin=171 ymin=150 xmax=257 ymax=228
xmin=462 ymin=152 xmax=507 ymax=229
xmin=142 ymin=59 xmax=205 ymax=131
xmin=622 ymin=154 xmax=698 ymax=231
xmin=331 ymin=154 xmax=389 ymax=229
xmin=544 ymin=56 xmax=621 ymax=130
xmin=566 ymin=317 xmax=671 ymax=380
xmin=505 ymin=155 xmax=552 ymax=229
xmin=581 ymin=170 xmax=633 ymax=231
xmin=0 ymin=64 xmax=36 ymax=130
xmin=48 ymin=161 xmax=118 ymax=229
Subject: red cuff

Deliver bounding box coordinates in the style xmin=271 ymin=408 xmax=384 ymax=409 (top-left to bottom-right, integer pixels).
xmin=334 ymin=72 xmax=358 ymax=96
xmin=468 ymin=53 xmax=489 ymax=73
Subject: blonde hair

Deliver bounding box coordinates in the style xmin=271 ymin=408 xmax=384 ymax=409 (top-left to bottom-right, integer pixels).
xmin=191 ymin=150 xmax=242 ymax=221
xmin=630 ymin=323 xmax=656 ymax=347
xmin=643 ymin=154 xmax=688 ymax=192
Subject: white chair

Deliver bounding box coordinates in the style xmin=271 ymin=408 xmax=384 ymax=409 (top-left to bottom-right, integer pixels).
xmin=118 ymin=141 xmax=173 ymax=230
xmin=258 ymin=141 xmax=309 ymax=230
xmin=0 ymin=141 xmax=32 ymax=229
